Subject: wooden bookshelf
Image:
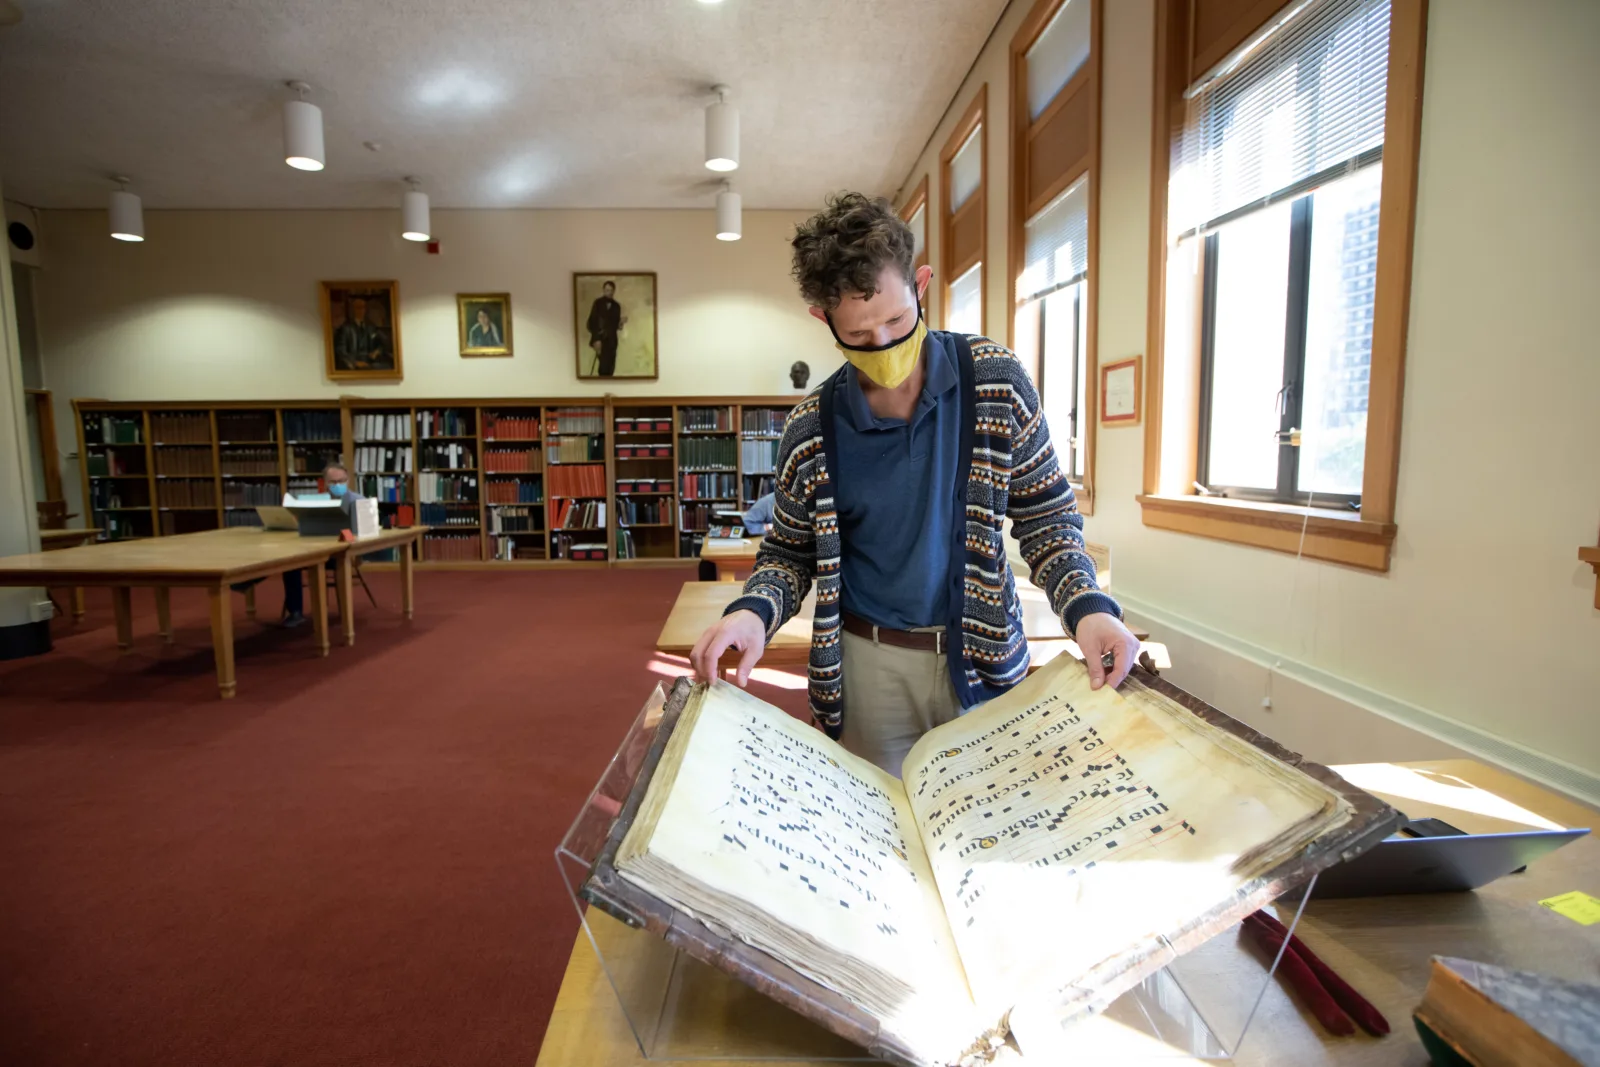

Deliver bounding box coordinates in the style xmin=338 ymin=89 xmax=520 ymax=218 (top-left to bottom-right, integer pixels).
xmin=71 ymin=395 xmax=799 ymax=566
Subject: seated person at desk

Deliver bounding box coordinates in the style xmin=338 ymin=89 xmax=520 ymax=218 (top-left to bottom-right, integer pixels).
xmin=742 ymin=492 xmax=775 ymax=536
xmin=237 ymin=463 xmax=363 ymax=627
xmin=691 ymin=193 xmax=1138 ymax=774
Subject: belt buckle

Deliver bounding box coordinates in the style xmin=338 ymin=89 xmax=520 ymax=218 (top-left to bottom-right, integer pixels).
xmin=934 ymin=630 xmax=944 ymax=656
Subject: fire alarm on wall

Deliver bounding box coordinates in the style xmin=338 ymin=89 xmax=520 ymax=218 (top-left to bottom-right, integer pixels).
xmin=426 ymin=240 xmax=441 ymax=255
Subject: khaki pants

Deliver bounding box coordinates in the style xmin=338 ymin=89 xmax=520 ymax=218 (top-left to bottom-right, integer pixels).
xmin=839 ymin=628 xmax=965 ymax=777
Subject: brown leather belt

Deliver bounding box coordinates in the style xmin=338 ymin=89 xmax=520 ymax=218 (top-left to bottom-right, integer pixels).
xmin=841 ymin=611 xmax=946 ymax=655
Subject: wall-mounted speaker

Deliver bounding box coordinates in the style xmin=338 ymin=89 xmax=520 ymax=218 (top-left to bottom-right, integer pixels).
xmin=6 ymin=200 xmax=41 ymax=267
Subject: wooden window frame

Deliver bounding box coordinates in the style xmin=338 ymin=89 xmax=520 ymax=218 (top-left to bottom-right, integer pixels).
xmin=1010 ymin=0 xmax=1102 ymax=513
xmin=1139 ymin=0 xmax=1427 ymax=572
xmin=940 ymin=85 xmax=988 ymax=337
xmin=900 ymin=175 xmax=930 ymax=274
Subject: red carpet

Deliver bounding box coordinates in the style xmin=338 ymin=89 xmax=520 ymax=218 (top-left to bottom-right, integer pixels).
xmin=0 ymin=568 xmax=810 ymax=1067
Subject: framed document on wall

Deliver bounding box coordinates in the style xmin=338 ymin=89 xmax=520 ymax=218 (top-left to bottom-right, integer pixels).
xmin=574 ymin=272 xmax=658 ymax=381
xmin=322 ymin=281 xmax=403 ymax=382
xmin=1100 ymin=355 xmax=1142 ymax=427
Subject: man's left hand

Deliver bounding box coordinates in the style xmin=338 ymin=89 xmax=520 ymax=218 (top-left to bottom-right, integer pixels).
xmin=1074 ymin=612 xmax=1141 ymax=690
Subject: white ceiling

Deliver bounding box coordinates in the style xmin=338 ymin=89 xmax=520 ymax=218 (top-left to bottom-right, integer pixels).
xmin=0 ymin=0 xmax=1006 ymax=211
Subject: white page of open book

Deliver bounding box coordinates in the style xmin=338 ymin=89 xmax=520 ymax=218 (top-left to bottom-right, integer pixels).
xmin=902 ymin=655 xmax=1336 ymax=1013
xmin=630 ymin=681 xmax=981 ymax=1050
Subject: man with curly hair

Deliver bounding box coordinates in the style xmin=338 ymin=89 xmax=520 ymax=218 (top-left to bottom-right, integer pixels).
xmin=692 ymin=193 xmax=1137 ymax=775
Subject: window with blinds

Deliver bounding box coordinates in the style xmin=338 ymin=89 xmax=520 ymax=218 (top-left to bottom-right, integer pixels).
xmin=908 ymin=203 xmax=927 ymax=264
xmin=947 ymin=264 xmax=983 ymax=337
xmin=1018 ymin=175 xmax=1088 ymax=302
xmin=1025 ymin=0 xmax=1091 ymax=120
xmin=1171 ymin=0 xmax=1390 ymax=239
xmin=1180 ymin=0 xmax=1390 ymax=507
xmin=948 ymin=128 xmax=983 ymax=213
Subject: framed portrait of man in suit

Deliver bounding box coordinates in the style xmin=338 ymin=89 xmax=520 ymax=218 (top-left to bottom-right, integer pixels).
xmin=322 ymin=281 xmax=403 ymax=382
xmin=573 ymin=272 xmax=657 ymax=380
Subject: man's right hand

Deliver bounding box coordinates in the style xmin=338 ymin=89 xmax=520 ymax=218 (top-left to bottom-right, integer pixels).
xmin=690 ymin=609 xmax=767 ymax=686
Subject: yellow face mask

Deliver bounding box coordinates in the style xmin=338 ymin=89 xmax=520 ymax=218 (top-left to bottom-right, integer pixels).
xmin=827 ymin=304 xmax=928 ymax=389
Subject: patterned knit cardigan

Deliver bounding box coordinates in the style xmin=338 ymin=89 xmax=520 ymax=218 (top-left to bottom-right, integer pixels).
xmin=726 ymin=334 xmax=1120 ymax=739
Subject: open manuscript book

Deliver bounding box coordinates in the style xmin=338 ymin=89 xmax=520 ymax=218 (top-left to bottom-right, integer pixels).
xmin=583 ymin=656 xmax=1398 ymax=1066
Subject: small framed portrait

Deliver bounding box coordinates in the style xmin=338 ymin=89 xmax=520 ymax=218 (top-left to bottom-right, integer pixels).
xmin=458 ymin=293 xmax=512 ymax=357
xmin=1100 ymin=355 xmax=1143 ymax=427
xmin=322 ymin=281 xmax=402 ymax=382
xmin=573 ymin=272 xmax=658 ymax=380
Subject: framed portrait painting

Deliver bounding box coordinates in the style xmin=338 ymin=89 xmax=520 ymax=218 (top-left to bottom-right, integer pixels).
xmin=573 ymin=272 xmax=657 ymax=380
xmin=458 ymin=293 xmax=512 ymax=357
xmin=322 ymin=281 xmax=403 ymax=382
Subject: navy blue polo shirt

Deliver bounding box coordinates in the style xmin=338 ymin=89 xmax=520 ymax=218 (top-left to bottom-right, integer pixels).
xmin=832 ymin=331 xmax=962 ymax=630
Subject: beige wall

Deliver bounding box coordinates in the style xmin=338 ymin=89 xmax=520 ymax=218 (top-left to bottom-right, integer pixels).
xmin=902 ymin=0 xmax=1600 ymax=799
xmin=35 ymin=207 xmax=840 ymax=401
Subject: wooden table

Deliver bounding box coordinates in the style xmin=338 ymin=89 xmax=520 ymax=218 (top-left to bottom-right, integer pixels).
xmin=38 ymin=527 xmax=101 ymax=621
xmin=655 ymin=581 xmax=815 ymax=668
xmin=538 ymin=759 xmax=1599 ymax=1066
xmin=699 ymin=537 xmax=762 ymax=581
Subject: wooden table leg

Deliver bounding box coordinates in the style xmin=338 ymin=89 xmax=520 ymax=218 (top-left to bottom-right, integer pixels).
xmin=207 ymin=586 xmax=236 ymax=699
xmin=244 ymin=585 xmax=256 ymax=620
xmin=112 ymin=587 xmax=133 ymax=650
xmin=71 ymin=586 xmax=86 ymax=622
xmin=154 ymin=587 xmax=173 ymax=644
xmin=310 ymin=561 xmax=329 ymax=657
xmin=338 ymin=554 xmax=355 ymax=646
xmin=400 ymin=539 xmax=415 ymax=620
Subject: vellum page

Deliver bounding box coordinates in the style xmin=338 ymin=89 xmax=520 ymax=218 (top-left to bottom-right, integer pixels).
xmin=903 ymin=655 xmax=1344 ymax=1012
xmin=617 ymin=681 xmax=984 ymax=1060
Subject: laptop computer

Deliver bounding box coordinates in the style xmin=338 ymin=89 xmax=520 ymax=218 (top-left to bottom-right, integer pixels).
xmin=1312 ymin=820 xmax=1589 ymax=897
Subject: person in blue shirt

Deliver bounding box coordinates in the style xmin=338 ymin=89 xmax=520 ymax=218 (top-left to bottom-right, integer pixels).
xmin=238 ymin=463 xmax=363 ymax=627
xmin=691 ymin=194 xmax=1137 ymax=775
xmin=742 ymin=493 xmax=775 ymax=536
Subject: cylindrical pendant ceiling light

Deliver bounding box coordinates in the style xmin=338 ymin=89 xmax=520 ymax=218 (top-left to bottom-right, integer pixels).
xmin=108 ymin=176 xmax=144 ymax=242
xmin=283 ymin=81 xmax=325 ymax=171
xmin=704 ymin=84 xmax=739 ymax=172
xmin=715 ymin=181 xmax=741 ymax=241
xmin=401 ymin=177 xmax=431 ymax=242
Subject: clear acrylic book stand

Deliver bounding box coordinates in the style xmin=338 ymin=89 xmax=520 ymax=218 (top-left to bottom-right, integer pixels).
xmin=556 ymin=685 xmax=1304 ymax=1063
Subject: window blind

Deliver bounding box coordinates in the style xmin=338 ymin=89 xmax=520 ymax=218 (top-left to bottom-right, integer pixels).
xmin=1026 ymin=0 xmax=1091 ymax=121
xmin=949 ymin=127 xmax=982 ymax=213
xmin=947 ymin=263 xmax=983 ymax=335
xmin=908 ymin=203 xmax=927 ymax=261
xmin=1170 ymin=0 xmax=1389 ymax=239
xmin=1017 ymin=175 xmax=1088 ymax=302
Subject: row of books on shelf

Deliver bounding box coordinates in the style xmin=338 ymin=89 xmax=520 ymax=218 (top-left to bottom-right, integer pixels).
xmin=418 ymin=473 xmax=477 ymax=503
xmin=358 ymin=474 xmax=409 ymax=502
xmin=681 ymin=406 xmax=733 ymax=432
xmin=615 ymin=414 xmax=674 ymax=433
xmin=615 ymin=529 xmax=638 ymax=560
xmin=547 ymin=407 xmax=605 ymax=435
xmin=100 ymin=513 xmax=148 ymax=539
xmin=284 ymin=410 xmax=341 ymax=441
xmin=617 ymin=497 xmax=672 ymax=526
xmin=225 ymin=481 xmax=279 ymax=507
xmin=220 ymin=448 xmax=278 ymax=475
xmin=354 ymin=445 xmax=412 ymax=473
xmin=678 ymin=435 xmax=736 ymax=469
xmin=744 ymin=474 xmax=776 ymax=500
xmin=489 ymin=505 xmax=541 ymax=533
xmin=617 ymin=477 xmax=672 ymax=493
xmin=681 ymin=472 xmax=737 ymax=499
xmin=419 ymin=442 xmax=475 ymax=469
xmin=483 ymin=412 xmax=540 ymax=440
xmin=87 ymin=451 xmax=144 ymax=476
xmin=486 ymin=478 xmax=542 ymax=504
xmin=87 ymin=415 xmax=144 ymax=444
xmin=154 ymin=449 xmax=212 ymax=475
xmin=421 ymin=533 xmax=479 ymax=561
xmin=483 ymin=447 xmax=542 ymax=473
xmin=151 ymin=412 xmax=211 ymax=443
xmin=90 ymin=484 xmax=148 ymax=509
xmin=291 ymin=444 xmax=342 ymax=474
xmin=679 ymin=502 xmax=723 ymax=531
xmin=742 ymin=408 xmax=788 ymax=435
xmin=491 ymin=535 xmax=544 ymax=561
xmin=159 ymin=512 xmax=217 ymax=536
xmin=552 ymin=534 xmax=605 ymax=560
xmin=216 ymin=412 xmax=277 ymax=442
xmin=415 ymin=408 xmax=474 ymax=438
xmin=224 ymin=509 xmax=263 ymax=528
xmin=740 ymin=438 xmax=779 ymax=475
xmin=616 ymin=443 xmax=671 ymax=459
xmin=553 ymin=498 xmax=606 ymax=530
xmin=157 ymin=482 xmax=216 ymax=508
xmin=418 ymin=502 xmax=477 ymax=526
xmin=547 ymin=464 xmax=606 ymax=498
xmin=353 ymin=412 xmax=412 ymax=441
xmin=550 ymin=435 xmax=604 ymax=463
